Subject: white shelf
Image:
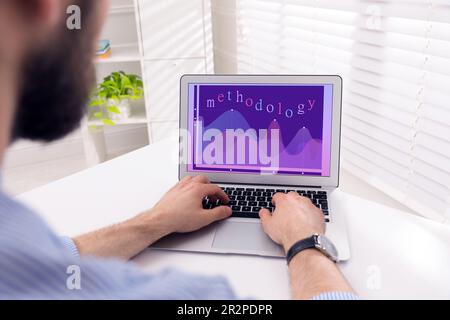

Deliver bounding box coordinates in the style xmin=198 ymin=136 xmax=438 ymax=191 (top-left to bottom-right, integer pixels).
xmin=87 ymin=103 xmax=147 ymax=127
xmin=84 ymin=0 xmax=213 ymax=166
xmin=95 ymin=44 xmax=141 ymax=64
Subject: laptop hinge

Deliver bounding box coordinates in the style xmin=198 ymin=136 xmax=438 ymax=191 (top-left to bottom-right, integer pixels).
xmin=217 ymin=182 xmax=323 ymax=189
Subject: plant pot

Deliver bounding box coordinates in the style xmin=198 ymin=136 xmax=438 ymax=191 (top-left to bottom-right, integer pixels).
xmin=108 ymin=99 xmax=131 ymax=121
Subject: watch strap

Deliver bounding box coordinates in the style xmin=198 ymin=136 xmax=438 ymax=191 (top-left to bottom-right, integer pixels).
xmin=286 ymin=235 xmax=317 ymax=265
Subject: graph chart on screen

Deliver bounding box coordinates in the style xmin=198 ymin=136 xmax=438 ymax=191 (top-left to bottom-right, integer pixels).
xmin=188 ymin=83 xmax=333 ymax=176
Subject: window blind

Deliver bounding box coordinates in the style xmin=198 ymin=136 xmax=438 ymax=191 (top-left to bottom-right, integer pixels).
xmin=233 ymin=0 xmax=450 ymax=222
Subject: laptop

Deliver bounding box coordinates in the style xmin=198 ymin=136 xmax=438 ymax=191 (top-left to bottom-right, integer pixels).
xmin=153 ymin=75 xmax=350 ymax=261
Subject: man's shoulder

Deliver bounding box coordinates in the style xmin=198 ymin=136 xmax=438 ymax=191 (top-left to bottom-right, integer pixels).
xmin=0 ymin=191 xmax=58 ymax=246
xmin=0 ymin=191 xmax=131 ymax=298
xmin=0 ymin=190 xmax=43 ymax=222
xmin=0 ymin=191 xmax=68 ymax=262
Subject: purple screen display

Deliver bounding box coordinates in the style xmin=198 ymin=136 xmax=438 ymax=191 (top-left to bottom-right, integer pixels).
xmin=188 ymin=84 xmax=333 ymax=176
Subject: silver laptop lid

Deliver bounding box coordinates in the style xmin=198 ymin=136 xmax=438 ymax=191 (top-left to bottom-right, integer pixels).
xmin=179 ymin=75 xmax=343 ymax=188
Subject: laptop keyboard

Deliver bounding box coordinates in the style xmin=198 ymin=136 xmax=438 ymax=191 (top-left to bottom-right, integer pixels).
xmin=202 ymin=186 xmax=330 ymax=223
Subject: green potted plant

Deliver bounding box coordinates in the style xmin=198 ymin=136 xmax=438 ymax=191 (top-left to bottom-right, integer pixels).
xmin=89 ymin=71 xmax=144 ymax=125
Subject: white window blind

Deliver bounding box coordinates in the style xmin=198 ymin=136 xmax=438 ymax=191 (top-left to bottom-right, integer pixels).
xmin=233 ymin=0 xmax=450 ymax=222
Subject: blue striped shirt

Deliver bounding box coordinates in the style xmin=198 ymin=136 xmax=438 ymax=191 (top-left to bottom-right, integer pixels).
xmin=0 ymin=185 xmax=358 ymax=300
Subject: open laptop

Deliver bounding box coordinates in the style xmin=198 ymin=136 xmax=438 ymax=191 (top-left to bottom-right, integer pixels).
xmin=153 ymin=75 xmax=350 ymax=261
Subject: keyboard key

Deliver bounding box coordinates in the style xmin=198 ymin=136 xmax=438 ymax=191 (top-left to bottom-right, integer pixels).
xmin=321 ymin=203 xmax=329 ymax=210
xmin=232 ymin=212 xmax=259 ymax=219
xmin=255 ymin=191 xmax=262 ymax=197
xmin=318 ymin=191 xmax=327 ymax=195
xmin=229 ymin=200 xmax=237 ymax=206
xmin=232 ymin=206 xmax=241 ymax=211
xmin=258 ymin=201 xmax=268 ymax=207
xmin=323 ymin=210 xmax=329 ymax=216
xmin=243 ymin=191 xmax=252 ymax=196
xmin=257 ymin=196 xmax=266 ymax=202
xmin=267 ymin=189 xmax=275 ymax=192
xmin=252 ymin=207 xmax=261 ymax=212
xmin=263 ymin=192 xmax=272 ymax=197
xmin=325 ymin=218 xmax=330 ymax=223
xmin=276 ymin=189 xmax=286 ymax=193
xmin=238 ymin=201 xmax=247 ymax=206
xmin=248 ymin=201 xmax=258 ymax=206
xmin=242 ymin=206 xmax=251 ymax=212
xmin=314 ymin=194 xmax=327 ymax=200
xmin=256 ymin=189 xmax=264 ymax=192
xmin=202 ymin=200 xmax=213 ymax=209
xmin=229 ymin=195 xmax=236 ymax=201
xmin=236 ymin=188 xmax=245 ymax=191
xmin=226 ymin=187 xmax=235 ymax=191
xmin=245 ymin=188 xmax=255 ymax=191
xmin=247 ymin=196 xmax=256 ymax=201
xmin=233 ymin=191 xmax=242 ymax=196
xmin=237 ymin=195 xmax=245 ymax=201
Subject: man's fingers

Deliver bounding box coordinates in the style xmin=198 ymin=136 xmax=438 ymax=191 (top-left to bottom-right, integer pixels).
xmin=259 ymin=208 xmax=272 ymax=231
xmin=192 ymin=175 xmax=210 ymax=184
xmin=272 ymin=192 xmax=286 ymax=206
xmin=179 ymin=176 xmax=192 ymax=184
xmin=203 ymin=206 xmax=232 ymax=224
xmin=177 ymin=176 xmax=193 ymax=188
xmin=201 ymin=184 xmax=229 ymax=203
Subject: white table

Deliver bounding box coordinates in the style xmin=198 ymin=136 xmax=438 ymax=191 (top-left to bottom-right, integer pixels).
xmin=18 ymin=139 xmax=450 ymax=299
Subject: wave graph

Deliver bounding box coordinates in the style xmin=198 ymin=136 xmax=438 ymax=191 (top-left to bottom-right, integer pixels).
xmin=202 ymin=110 xmax=323 ymax=170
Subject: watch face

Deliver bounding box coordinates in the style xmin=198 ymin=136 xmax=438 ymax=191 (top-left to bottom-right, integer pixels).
xmin=316 ymin=235 xmax=339 ymax=261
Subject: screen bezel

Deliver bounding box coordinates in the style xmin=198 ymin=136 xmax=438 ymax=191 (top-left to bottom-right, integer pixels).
xmin=179 ymin=75 xmax=342 ymax=188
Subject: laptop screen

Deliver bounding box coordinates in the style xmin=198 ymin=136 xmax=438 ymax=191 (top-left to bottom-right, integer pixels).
xmin=187 ymin=83 xmax=334 ymax=177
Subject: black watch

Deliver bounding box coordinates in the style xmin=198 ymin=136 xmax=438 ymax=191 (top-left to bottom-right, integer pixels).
xmin=286 ymin=234 xmax=339 ymax=264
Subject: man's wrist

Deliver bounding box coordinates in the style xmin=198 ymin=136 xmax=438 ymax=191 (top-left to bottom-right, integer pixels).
xmin=288 ymin=248 xmax=329 ymax=267
xmin=282 ymin=231 xmax=319 ymax=254
xmin=128 ymin=209 xmax=172 ymax=243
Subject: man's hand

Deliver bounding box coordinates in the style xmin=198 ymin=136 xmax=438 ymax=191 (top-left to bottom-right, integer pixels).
xmin=152 ymin=175 xmax=232 ymax=234
xmin=260 ymin=192 xmax=355 ymax=299
xmin=259 ymin=192 xmax=325 ymax=253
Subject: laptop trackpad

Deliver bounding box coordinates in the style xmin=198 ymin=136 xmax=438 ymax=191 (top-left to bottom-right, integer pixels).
xmin=212 ymin=221 xmax=283 ymax=256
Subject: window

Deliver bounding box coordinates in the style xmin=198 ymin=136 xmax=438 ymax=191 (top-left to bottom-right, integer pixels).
xmin=233 ymin=0 xmax=450 ymax=221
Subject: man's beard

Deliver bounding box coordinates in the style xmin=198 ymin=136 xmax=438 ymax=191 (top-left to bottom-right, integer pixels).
xmin=12 ymin=1 xmax=96 ymax=143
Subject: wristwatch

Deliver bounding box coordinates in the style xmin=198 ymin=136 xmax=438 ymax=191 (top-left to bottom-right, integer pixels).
xmin=286 ymin=234 xmax=339 ymax=264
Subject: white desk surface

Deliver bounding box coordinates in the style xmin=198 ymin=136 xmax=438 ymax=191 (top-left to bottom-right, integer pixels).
xmin=18 ymin=139 xmax=450 ymax=300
